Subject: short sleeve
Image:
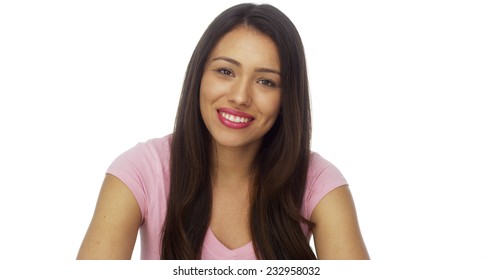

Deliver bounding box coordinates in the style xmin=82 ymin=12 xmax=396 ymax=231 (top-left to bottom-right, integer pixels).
xmin=106 ymin=142 xmax=160 ymax=224
xmin=302 ymin=152 xmax=348 ymax=220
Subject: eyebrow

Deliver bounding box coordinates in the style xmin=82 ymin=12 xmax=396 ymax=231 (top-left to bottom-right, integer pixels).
xmin=211 ymin=56 xmax=281 ymax=76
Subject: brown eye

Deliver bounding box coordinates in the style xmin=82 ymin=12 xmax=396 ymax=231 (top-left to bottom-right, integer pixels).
xmin=258 ymin=79 xmax=276 ymax=87
xmin=217 ymin=68 xmax=234 ymax=76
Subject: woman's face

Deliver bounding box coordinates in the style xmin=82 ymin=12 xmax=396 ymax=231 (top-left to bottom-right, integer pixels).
xmin=200 ymin=26 xmax=282 ymax=151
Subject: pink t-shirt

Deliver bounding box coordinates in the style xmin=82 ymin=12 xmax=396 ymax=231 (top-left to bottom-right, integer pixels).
xmin=107 ymin=134 xmax=347 ymax=259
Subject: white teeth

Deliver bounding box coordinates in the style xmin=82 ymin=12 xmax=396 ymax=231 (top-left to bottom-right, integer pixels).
xmin=220 ymin=112 xmax=251 ymax=123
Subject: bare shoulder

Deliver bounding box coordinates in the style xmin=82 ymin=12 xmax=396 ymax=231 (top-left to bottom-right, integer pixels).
xmin=77 ymin=174 xmax=142 ymax=260
xmin=310 ymin=185 xmax=370 ymax=260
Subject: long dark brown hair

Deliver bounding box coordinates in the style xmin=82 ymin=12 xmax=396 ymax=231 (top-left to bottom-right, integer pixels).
xmin=161 ymin=3 xmax=314 ymax=259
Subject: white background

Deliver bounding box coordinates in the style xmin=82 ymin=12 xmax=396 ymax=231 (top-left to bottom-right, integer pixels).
xmin=1 ymin=0 xmax=492 ymax=276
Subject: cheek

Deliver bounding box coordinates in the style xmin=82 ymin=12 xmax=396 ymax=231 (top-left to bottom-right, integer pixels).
xmin=199 ymin=83 xmax=216 ymax=115
xmin=256 ymin=93 xmax=282 ymax=118
xmin=199 ymin=78 xmax=210 ymax=105
xmin=200 ymin=75 xmax=230 ymax=103
xmin=199 ymin=81 xmax=211 ymax=117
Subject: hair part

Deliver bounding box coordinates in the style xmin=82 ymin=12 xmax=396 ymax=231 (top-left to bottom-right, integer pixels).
xmin=161 ymin=3 xmax=314 ymax=259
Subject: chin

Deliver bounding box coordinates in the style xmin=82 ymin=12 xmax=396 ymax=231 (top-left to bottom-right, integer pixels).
xmin=211 ymin=133 xmax=260 ymax=150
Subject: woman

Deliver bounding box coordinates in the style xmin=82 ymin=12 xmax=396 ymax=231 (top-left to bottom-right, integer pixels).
xmin=77 ymin=3 xmax=369 ymax=260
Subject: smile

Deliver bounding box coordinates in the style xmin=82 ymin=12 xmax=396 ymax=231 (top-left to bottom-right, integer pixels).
xmin=217 ymin=108 xmax=254 ymax=129
xmin=220 ymin=112 xmax=251 ymax=123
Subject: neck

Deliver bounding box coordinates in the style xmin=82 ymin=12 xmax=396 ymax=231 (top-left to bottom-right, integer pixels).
xmin=211 ymin=142 xmax=260 ymax=189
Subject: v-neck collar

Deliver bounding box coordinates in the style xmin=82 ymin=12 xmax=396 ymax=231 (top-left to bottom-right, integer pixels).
xmin=201 ymin=228 xmax=256 ymax=259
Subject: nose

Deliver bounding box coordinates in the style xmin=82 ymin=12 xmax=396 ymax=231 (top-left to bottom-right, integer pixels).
xmin=227 ymin=78 xmax=251 ymax=107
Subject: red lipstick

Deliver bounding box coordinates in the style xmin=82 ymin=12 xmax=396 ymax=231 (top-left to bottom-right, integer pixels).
xmin=217 ymin=108 xmax=255 ymax=129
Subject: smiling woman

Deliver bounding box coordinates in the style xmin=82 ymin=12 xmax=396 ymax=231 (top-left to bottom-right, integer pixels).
xmin=200 ymin=26 xmax=282 ymax=151
xmin=76 ymin=3 xmax=369 ymax=260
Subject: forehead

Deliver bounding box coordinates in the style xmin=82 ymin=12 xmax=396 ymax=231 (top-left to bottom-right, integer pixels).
xmin=209 ymin=26 xmax=280 ymax=66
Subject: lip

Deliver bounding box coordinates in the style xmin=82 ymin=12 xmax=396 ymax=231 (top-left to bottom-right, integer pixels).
xmin=217 ymin=108 xmax=255 ymax=129
xmin=218 ymin=108 xmax=255 ymax=119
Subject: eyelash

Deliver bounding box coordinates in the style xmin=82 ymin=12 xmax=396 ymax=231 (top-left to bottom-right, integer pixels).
xmin=258 ymin=79 xmax=276 ymax=87
xmin=215 ymin=68 xmax=277 ymax=88
xmin=216 ymin=68 xmax=234 ymax=76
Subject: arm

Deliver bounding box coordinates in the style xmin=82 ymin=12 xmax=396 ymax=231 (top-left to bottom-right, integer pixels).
xmin=311 ymin=185 xmax=370 ymax=260
xmin=77 ymin=174 xmax=142 ymax=260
